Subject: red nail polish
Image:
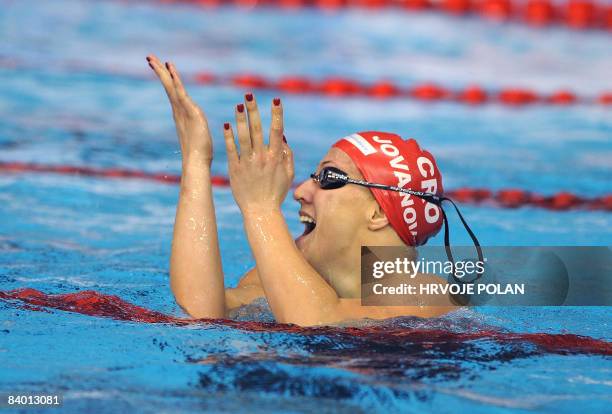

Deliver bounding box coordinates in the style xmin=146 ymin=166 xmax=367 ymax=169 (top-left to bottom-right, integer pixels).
xmin=165 ymin=62 xmax=174 ymax=78
xmin=245 ymin=93 xmax=253 ymax=102
xmin=282 ymin=134 xmax=287 ymax=143
xmin=273 ymin=98 xmax=280 ymax=106
xmin=224 ymin=122 xmax=230 ymax=130
xmin=237 ymin=104 xmax=244 ymax=113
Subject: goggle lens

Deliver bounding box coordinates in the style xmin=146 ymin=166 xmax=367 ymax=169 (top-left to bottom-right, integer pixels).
xmin=311 ymin=167 xmax=349 ymax=190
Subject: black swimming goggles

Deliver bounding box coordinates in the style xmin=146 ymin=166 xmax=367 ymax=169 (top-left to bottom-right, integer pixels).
xmin=310 ymin=166 xmax=483 ymax=283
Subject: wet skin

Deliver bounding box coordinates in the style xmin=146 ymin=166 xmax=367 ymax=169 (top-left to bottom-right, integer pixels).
xmin=148 ymin=55 xmax=454 ymax=326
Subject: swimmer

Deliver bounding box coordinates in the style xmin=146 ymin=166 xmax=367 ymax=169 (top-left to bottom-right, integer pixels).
xmin=147 ymin=55 xmax=480 ymax=326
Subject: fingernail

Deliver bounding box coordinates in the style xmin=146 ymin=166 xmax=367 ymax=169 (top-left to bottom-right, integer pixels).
xmin=146 ymin=56 xmax=151 ymax=62
xmin=165 ymin=62 xmax=174 ymax=78
xmin=237 ymin=104 xmax=244 ymax=113
xmin=224 ymin=122 xmax=230 ymax=130
xmin=245 ymin=93 xmax=253 ymax=102
xmin=273 ymin=98 xmax=280 ymax=106
xmin=148 ymin=63 xmax=154 ymax=70
xmin=282 ymin=134 xmax=287 ymax=143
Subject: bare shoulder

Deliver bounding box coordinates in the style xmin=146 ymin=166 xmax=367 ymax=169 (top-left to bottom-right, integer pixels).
xmin=225 ymin=267 xmax=264 ymax=310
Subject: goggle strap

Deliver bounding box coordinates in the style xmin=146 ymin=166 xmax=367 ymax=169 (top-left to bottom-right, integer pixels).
xmin=318 ymin=168 xmax=437 ymax=202
xmin=438 ymin=197 xmax=484 ymax=284
xmin=347 ymin=177 xmax=439 ymax=202
xmin=347 ymin=177 xmax=388 ymax=191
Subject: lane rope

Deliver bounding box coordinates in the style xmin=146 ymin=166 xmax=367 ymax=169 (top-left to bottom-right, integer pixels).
xmin=0 ymin=58 xmax=610 ymax=106
xmin=193 ymin=72 xmax=612 ymax=106
xmin=155 ymin=0 xmax=612 ymax=31
xmin=1 ymin=288 xmax=611 ymax=356
xmin=1 ymin=161 xmax=610 ymax=211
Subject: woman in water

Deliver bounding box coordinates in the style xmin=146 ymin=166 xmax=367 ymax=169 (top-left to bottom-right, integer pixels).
xmin=147 ymin=55 xmax=457 ymax=326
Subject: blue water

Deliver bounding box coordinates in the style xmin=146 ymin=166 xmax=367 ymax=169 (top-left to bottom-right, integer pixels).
xmin=1 ymin=0 xmax=611 ymax=412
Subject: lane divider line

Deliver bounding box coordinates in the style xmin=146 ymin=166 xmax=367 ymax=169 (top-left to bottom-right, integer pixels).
xmin=1 ymin=288 xmax=611 ymax=356
xmin=196 ymin=72 xmax=612 ymax=106
xmin=1 ymin=161 xmax=610 ymax=211
xmin=0 ymin=59 xmax=609 ymax=106
xmin=155 ymin=0 xmax=612 ymax=32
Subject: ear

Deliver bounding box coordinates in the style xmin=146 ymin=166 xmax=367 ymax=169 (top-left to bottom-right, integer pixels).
xmin=367 ymin=200 xmax=390 ymax=231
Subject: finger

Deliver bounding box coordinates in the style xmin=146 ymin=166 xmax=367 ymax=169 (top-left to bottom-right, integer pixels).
xmin=166 ymin=62 xmax=210 ymax=129
xmin=166 ymin=62 xmax=194 ymax=111
xmin=268 ymin=97 xmax=284 ymax=154
xmin=146 ymin=55 xmax=177 ymax=102
xmin=244 ymin=92 xmax=264 ymax=153
xmin=283 ymin=144 xmax=295 ymax=182
xmin=223 ymin=123 xmax=239 ymax=165
xmin=235 ymin=103 xmax=251 ymax=155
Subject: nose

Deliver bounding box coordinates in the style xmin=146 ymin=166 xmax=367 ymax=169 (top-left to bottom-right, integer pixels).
xmin=293 ymin=177 xmax=316 ymax=204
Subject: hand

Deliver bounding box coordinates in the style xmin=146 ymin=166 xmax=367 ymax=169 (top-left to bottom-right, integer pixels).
xmin=147 ymin=55 xmax=213 ymax=165
xmin=223 ymin=93 xmax=294 ymax=213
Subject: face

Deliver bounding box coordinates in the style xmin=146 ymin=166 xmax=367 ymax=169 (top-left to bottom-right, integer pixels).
xmin=293 ymin=148 xmax=375 ymax=278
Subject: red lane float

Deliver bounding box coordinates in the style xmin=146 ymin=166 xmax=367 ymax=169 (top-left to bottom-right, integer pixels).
xmin=0 ymin=59 xmax=609 ymax=107
xmin=157 ymin=0 xmax=612 ymax=31
xmin=189 ymin=72 xmax=608 ymax=106
xmin=1 ymin=161 xmax=610 ymax=212
xmin=187 ymin=70 xmax=610 ymax=106
xmin=1 ymin=288 xmax=611 ymax=356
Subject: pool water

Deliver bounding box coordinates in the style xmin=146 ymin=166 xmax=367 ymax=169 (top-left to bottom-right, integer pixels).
xmin=1 ymin=0 xmax=611 ymax=412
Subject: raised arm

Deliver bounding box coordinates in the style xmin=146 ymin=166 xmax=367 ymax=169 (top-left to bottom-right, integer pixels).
xmin=147 ymin=55 xmax=224 ymax=318
xmin=222 ymin=94 xmax=341 ymax=325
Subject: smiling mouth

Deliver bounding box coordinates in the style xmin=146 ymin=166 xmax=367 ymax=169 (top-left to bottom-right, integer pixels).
xmin=299 ymin=214 xmax=316 ymax=237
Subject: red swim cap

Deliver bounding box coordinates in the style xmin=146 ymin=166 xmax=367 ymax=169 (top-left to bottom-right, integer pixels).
xmin=333 ymin=131 xmax=444 ymax=246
